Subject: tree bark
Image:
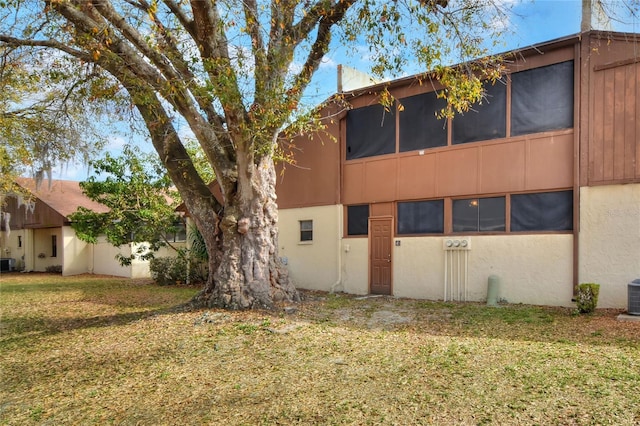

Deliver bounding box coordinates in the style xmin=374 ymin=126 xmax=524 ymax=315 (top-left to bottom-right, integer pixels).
xmin=192 ymin=155 xmax=299 ymax=309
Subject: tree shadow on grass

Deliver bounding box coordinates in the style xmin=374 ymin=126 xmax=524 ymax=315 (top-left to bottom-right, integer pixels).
xmin=0 ymin=305 xmax=186 ymax=349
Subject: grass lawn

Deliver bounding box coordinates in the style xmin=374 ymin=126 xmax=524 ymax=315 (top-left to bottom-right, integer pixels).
xmin=1 ymin=273 xmax=639 ymax=425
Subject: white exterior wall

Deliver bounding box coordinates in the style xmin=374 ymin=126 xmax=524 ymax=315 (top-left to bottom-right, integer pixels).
xmin=62 ymin=226 xmax=91 ymax=276
xmin=92 ymin=236 xmax=133 ymax=277
xmin=579 ymin=184 xmax=640 ymax=308
xmin=278 ymin=205 xmax=342 ymax=291
xmin=340 ymin=237 xmax=369 ymax=295
xmin=0 ymin=228 xmax=27 ymax=271
xmin=393 ymin=235 xmax=574 ymax=306
xmin=33 ymin=228 xmax=63 ymax=272
xmin=279 ymin=206 xmax=575 ymax=306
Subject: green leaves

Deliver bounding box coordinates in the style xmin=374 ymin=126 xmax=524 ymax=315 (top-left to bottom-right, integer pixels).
xmin=69 ymin=146 xmax=183 ymax=265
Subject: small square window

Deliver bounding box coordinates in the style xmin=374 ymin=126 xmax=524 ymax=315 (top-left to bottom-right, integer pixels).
xmin=347 ymin=205 xmax=369 ymax=236
xmin=300 ymin=220 xmax=313 ymax=242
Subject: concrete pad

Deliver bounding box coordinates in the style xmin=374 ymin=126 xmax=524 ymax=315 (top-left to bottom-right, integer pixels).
xmin=616 ymin=313 xmax=640 ymax=322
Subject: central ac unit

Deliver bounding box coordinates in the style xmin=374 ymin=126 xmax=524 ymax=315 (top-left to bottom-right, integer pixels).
xmin=629 ymin=279 xmax=640 ymax=315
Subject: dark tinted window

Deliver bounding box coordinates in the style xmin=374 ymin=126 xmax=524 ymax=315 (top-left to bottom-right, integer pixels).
xmin=346 ymin=104 xmax=396 ymax=160
xmin=453 ymin=197 xmax=505 ymax=232
xmin=397 ymin=200 xmax=444 ymax=234
xmin=511 ymin=191 xmax=573 ymax=231
xmin=511 ymin=61 xmax=574 ymax=136
xmin=347 ymin=205 xmax=369 ymax=236
xmin=452 ymin=80 xmax=506 ymax=144
xmin=300 ymin=220 xmax=313 ymax=241
xmin=399 ymin=91 xmax=448 ymax=152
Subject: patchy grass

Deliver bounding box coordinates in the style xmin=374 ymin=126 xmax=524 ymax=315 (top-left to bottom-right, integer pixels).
xmin=1 ymin=274 xmax=639 ymax=425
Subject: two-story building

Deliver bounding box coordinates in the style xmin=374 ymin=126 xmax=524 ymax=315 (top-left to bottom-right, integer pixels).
xmin=275 ymin=30 xmax=640 ymax=309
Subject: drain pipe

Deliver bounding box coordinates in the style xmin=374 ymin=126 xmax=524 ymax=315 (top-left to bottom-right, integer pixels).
xmin=330 ymin=205 xmax=343 ymax=293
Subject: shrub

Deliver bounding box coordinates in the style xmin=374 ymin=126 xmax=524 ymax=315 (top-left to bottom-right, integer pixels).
xmin=45 ymin=265 xmax=63 ymax=273
xmin=149 ymin=256 xmax=208 ymax=286
xmin=576 ymin=283 xmax=600 ymax=314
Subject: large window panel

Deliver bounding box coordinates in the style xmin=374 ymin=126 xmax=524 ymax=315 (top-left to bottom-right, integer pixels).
xmin=452 ymin=81 xmax=507 ymax=145
xmin=346 ymin=104 xmax=396 ymax=160
xmin=511 ymin=61 xmax=574 ymax=136
xmin=347 ymin=205 xmax=369 ymax=236
xmin=397 ymin=200 xmax=444 ymax=234
xmin=399 ymin=91 xmax=448 ymax=152
xmin=511 ymin=191 xmax=573 ymax=231
xmin=453 ymin=197 xmax=505 ymax=232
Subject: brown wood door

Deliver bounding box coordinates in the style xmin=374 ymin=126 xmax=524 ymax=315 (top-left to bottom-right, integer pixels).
xmin=369 ymin=217 xmax=392 ymax=295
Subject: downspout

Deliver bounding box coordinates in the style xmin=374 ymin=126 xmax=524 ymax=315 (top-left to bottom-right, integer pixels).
xmin=573 ymin=36 xmax=585 ymax=298
xmin=330 ymin=205 xmax=343 ymax=293
xmin=88 ymin=242 xmax=94 ymax=274
xmin=330 ymin=108 xmax=345 ymax=294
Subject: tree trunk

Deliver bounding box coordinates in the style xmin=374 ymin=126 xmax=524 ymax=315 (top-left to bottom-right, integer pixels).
xmin=192 ymin=156 xmax=299 ymax=309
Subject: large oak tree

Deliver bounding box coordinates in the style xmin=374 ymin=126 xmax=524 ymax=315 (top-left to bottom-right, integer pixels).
xmin=0 ymin=0 xmax=509 ymax=309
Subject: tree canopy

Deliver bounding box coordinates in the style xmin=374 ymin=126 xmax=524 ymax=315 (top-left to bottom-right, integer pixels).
xmin=69 ymin=145 xmax=183 ymax=265
xmin=0 ymin=0 xmax=512 ymax=309
xmin=0 ymin=36 xmax=114 ymax=198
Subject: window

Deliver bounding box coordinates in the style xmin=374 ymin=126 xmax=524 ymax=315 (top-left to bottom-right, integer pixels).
xmin=397 ymin=200 xmax=444 ymax=234
xmin=347 ymin=205 xmax=369 ymax=236
xmin=165 ymin=219 xmax=187 ymax=243
xmin=452 ymin=80 xmax=507 ymax=145
xmin=346 ymin=104 xmax=396 ymax=160
xmin=18 ymin=236 xmax=22 ymax=248
xmin=300 ymin=220 xmax=313 ymax=242
xmin=511 ymin=191 xmax=573 ymax=231
xmin=399 ymin=91 xmax=448 ymax=152
xmin=511 ymin=61 xmax=574 ymax=136
xmin=51 ymin=235 xmax=57 ymax=257
xmin=453 ymin=197 xmax=505 ymax=232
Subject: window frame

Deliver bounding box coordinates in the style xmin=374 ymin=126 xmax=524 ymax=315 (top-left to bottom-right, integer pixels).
xmin=397 ymin=199 xmax=445 ymax=235
xmin=51 ymin=235 xmax=58 ymax=257
xmin=299 ymin=220 xmax=313 ymax=243
xmin=346 ymin=205 xmax=370 ymax=237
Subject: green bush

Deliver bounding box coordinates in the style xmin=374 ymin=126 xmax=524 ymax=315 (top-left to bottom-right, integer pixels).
xmin=45 ymin=265 xmax=63 ymax=273
xmin=149 ymin=256 xmax=208 ymax=286
xmin=576 ymin=283 xmax=600 ymax=314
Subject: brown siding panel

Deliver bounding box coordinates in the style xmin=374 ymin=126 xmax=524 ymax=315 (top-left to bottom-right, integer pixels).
xmin=585 ymin=34 xmax=640 ymax=186
xmin=625 ymin=64 xmax=637 ymax=179
xmin=364 ymin=158 xmax=398 ymax=203
xmin=479 ymin=141 xmax=526 ymax=194
xmin=397 ymin=154 xmax=437 ymax=200
xmin=436 ymin=147 xmax=480 ymax=197
xmin=525 ymin=133 xmax=574 ymax=189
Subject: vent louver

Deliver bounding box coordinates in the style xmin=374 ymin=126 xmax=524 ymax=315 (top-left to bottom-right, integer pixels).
xmin=629 ymin=279 xmax=640 ymax=315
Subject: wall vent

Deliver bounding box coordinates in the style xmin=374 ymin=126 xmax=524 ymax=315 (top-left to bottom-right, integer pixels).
xmin=443 ymin=239 xmax=470 ymax=302
xmin=628 ymin=279 xmax=640 ymax=315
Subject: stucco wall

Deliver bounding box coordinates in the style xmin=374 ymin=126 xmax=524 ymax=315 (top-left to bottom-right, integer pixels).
xmin=340 ymin=238 xmax=369 ymax=295
xmin=579 ymin=184 xmax=640 ymax=308
xmin=62 ymin=226 xmax=92 ymax=276
xmin=279 ymin=205 xmax=575 ymax=306
xmin=382 ymin=235 xmax=574 ymax=306
xmin=0 ymin=228 xmax=27 ymax=271
xmin=92 ymin=237 xmax=133 ymax=277
xmin=278 ymin=205 xmax=342 ymax=291
xmin=33 ymin=228 xmax=63 ymax=272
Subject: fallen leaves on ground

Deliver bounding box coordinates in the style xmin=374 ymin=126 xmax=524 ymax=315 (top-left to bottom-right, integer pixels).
xmin=1 ymin=274 xmax=639 ymax=425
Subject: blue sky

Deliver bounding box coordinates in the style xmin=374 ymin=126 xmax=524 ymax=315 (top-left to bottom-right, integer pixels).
xmin=52 ymin=0 xmax=639 ymax=181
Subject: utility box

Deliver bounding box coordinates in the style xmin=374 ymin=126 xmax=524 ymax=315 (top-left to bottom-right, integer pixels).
xmin=628 ymin=279 xmax=640 ymax=315
xmin=0 ymin=258 xmax=15 ymax=272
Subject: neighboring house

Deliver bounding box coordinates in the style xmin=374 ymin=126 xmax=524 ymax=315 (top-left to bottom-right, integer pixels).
xmin=275 ymin=30 xmax=640 ymax=309
xmin=0 ymin=178 xmax=183 ymax=277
